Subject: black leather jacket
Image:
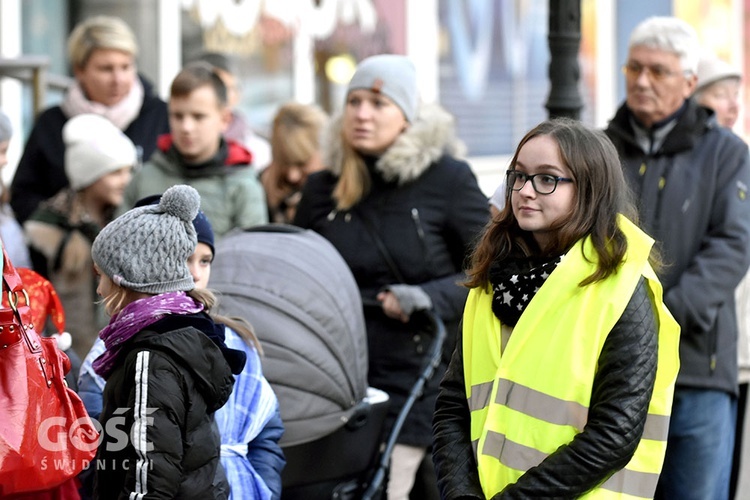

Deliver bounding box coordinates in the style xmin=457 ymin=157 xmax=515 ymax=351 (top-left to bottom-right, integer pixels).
xmin=432 ymin=278 xmax=657 ymax=499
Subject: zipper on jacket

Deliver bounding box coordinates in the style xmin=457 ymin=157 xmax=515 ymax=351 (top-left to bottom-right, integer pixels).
xmin=411 ymin=208 xmax=433 ymax=272
xmin=411 ymin=208 xmax=426 ymax=241
xmin=709 ymin=327 xmax=718 ymax=374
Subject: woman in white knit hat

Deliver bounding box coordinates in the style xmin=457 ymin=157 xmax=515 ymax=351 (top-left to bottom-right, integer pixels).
xmin=294 ymin=54 xmax=489 ymax=499
xmin=24 ymin=113 xmax=137 ymax=359
xmin=693 ymin=51 xmax=742 ymax=129
xmin=695 ymin=51 xmax=750 ymax=498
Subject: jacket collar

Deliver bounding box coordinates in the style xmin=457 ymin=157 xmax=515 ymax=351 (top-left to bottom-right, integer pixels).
xmin=607 ymin=98 xmax=715 ymax=156
xmin=156 ymin=133 xmax=253 ymax=166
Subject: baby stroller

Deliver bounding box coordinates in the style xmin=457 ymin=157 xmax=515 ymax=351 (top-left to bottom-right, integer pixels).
xmin=209 ymin=225 xmax=446 ymax=500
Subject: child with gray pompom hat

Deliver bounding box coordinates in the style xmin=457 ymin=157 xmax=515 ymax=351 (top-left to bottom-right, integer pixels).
xmin=90 ymin=184 xmax=244 ymax=499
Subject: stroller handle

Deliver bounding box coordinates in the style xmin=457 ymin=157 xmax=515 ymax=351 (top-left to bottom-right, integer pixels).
xmin=360 ymin=308 xmax=447 ymax=500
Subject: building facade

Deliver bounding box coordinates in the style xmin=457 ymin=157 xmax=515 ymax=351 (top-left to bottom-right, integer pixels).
xmin=0 ymin=0 xmax=745 ymax=194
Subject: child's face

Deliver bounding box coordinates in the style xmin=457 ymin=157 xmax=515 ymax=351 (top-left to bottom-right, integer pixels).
xmin=510 ymin=135 xmax=576 ymax=250
xmin=187 ymin=242 xmax=213 ymax=289
xmin=94 ymin=266 xmax=120 ymax=316
xmin=168 ymin=85 xmax=231 ymax=165
xmin=85 ymin=166 xmax=133 ymax=208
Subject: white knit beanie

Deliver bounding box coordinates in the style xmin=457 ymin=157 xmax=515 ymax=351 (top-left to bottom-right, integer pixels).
xmin=347 ymin=54 xmax=419 ymax=122
xmin=63 ymin=114 xmax=137 ymax=190
xmin=695 ymin=52 xmax=741 ymax=94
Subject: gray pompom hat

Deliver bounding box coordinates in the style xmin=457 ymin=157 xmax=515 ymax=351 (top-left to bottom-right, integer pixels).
xmin=92 ymin=184 xmax=200 ymax=294
xmin=347 ymin=54 xmax=418 ymax=122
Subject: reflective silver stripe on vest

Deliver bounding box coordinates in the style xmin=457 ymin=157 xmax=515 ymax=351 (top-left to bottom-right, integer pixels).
xmin=470 ymin=379 xmax=670 ymax=442
xmin=483 ymin=431 xmax=659 ymax=497
xmin=641 ymin=413 xmax=670 ymax=441
xmin=602 ymin=465 xmax=660 ymax=498
xmin=494 ymin=378 xmax=589 ymax=430
xmin=468 ymin=380 xmax=494 ymax=411
xmin=482 ymin=430 xmax=547 ymax=471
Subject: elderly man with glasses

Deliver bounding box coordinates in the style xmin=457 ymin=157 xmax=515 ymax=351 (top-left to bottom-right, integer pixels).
xmin=605 ymin=16 xmax=750 ymax=500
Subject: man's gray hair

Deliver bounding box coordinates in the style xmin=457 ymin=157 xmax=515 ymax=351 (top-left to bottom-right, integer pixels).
xmin=629 ymin=16 xmax=700 ymax=75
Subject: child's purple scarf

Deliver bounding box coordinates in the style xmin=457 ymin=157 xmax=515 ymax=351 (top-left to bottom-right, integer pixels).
xmin=93 ymin=291 xmax=204 ymax=378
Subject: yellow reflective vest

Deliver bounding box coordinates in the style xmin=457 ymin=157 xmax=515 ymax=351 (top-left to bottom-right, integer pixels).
xmin=463 ymin=216 xmax=680 ymax=499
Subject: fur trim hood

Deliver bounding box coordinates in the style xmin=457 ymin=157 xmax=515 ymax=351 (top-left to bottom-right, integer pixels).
xmin=324 ymin=103 xmax=466 ymax=184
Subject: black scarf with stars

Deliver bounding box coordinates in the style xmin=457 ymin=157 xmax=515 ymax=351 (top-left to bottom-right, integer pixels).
xmin=488 ymin=254 xmax=564 ymax=326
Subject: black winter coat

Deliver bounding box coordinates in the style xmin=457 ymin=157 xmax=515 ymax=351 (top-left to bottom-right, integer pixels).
xmin=294 ymin=104 xmax=489 ymax=446
xmin=432 ymin=279 xmax=657 ymax=498
xmin=605 ymin=99 xmax=750 ymax=396
xmin=10 ymin=75 xmax=169 ymax=223
xmin=94 ymin=313 xmax=235 ymax=500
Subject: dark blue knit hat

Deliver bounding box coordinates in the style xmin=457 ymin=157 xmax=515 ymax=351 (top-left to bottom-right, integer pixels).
xmin=134 ymin=194 xmax=215 ymax=256
xmin=192 ymin=210 xmax=215 ymax=257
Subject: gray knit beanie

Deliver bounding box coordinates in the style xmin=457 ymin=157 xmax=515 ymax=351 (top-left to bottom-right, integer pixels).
xmin=347 ymin=54 xmax=418 ymax=122
xmin=91 ymin=184 xmax=200 ymax=294
xmin=0 ymin=110 xmax=12 ymax=143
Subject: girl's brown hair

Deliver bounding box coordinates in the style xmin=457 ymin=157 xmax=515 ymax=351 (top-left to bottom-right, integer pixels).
xmin=190 ymin=288 xmax=262 ymax=354
xmin=465 ymin=117 xmax=644 ymax=289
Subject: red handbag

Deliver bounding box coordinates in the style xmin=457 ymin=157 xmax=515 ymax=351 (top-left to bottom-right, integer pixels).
xmin=0 ymin=246 xmax=98 ymax=496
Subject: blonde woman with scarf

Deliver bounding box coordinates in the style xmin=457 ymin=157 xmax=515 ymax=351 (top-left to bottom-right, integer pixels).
xmin=11 ymin=15 xmax=169 ymax=224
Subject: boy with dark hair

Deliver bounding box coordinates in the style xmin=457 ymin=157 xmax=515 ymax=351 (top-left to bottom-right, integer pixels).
xmin=122 ymin=62 xmax=268 ymax=236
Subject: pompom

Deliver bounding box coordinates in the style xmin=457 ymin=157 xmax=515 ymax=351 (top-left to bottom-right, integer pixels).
xmin=53 ymin=332 xmax=73 ymax=351
xmin=160 ymin=185 xmax=200 ymax=222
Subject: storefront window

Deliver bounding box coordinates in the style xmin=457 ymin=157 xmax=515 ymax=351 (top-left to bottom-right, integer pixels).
xmin=180 ymin=5 xmax=295 ymax=139
xmin=438 ymin=0 xmax=551 ymax=156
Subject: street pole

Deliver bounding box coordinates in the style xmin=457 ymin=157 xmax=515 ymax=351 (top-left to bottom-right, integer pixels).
xmin=546 ymin=0 xmax=583 ymax=120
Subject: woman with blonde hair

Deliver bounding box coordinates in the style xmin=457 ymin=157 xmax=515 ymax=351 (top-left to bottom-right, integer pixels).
xmin=261 ymin=102 xmax=328 ymax=223
xmin=11 ymin=15 xmax=169 ymax=223
xmin=294 ymin=54 xmax=489 ymax=499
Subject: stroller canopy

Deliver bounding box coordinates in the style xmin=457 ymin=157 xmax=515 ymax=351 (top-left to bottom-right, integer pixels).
xmin=209 ymin=225 xmax=369 ymax=446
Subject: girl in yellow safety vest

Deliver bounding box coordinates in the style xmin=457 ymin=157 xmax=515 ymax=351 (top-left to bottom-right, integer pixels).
xmin=432 ymin=117 xmax=679 ymax=499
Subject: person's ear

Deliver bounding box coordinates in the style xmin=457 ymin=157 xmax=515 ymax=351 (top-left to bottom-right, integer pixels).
xmin=219 ymin=105 xmax=232 ymax=133
xmin=683 ymin=72 xmax=698 ymax=98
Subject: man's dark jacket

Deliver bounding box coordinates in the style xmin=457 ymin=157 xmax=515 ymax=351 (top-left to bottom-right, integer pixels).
xmin=605 ymin=99 xmax=750 ymax=396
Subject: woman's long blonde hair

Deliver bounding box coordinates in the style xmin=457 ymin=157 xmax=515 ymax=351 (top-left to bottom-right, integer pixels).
xmin=332 ymin=136 xmax=371 ymax=210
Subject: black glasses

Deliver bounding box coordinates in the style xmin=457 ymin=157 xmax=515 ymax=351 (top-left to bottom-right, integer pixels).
xmin=506 ymin=170 xmax=574 ymax=195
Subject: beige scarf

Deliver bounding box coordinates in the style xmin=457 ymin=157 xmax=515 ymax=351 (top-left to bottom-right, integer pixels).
xmin=60 ymin=78 xmax=144 ymax=131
